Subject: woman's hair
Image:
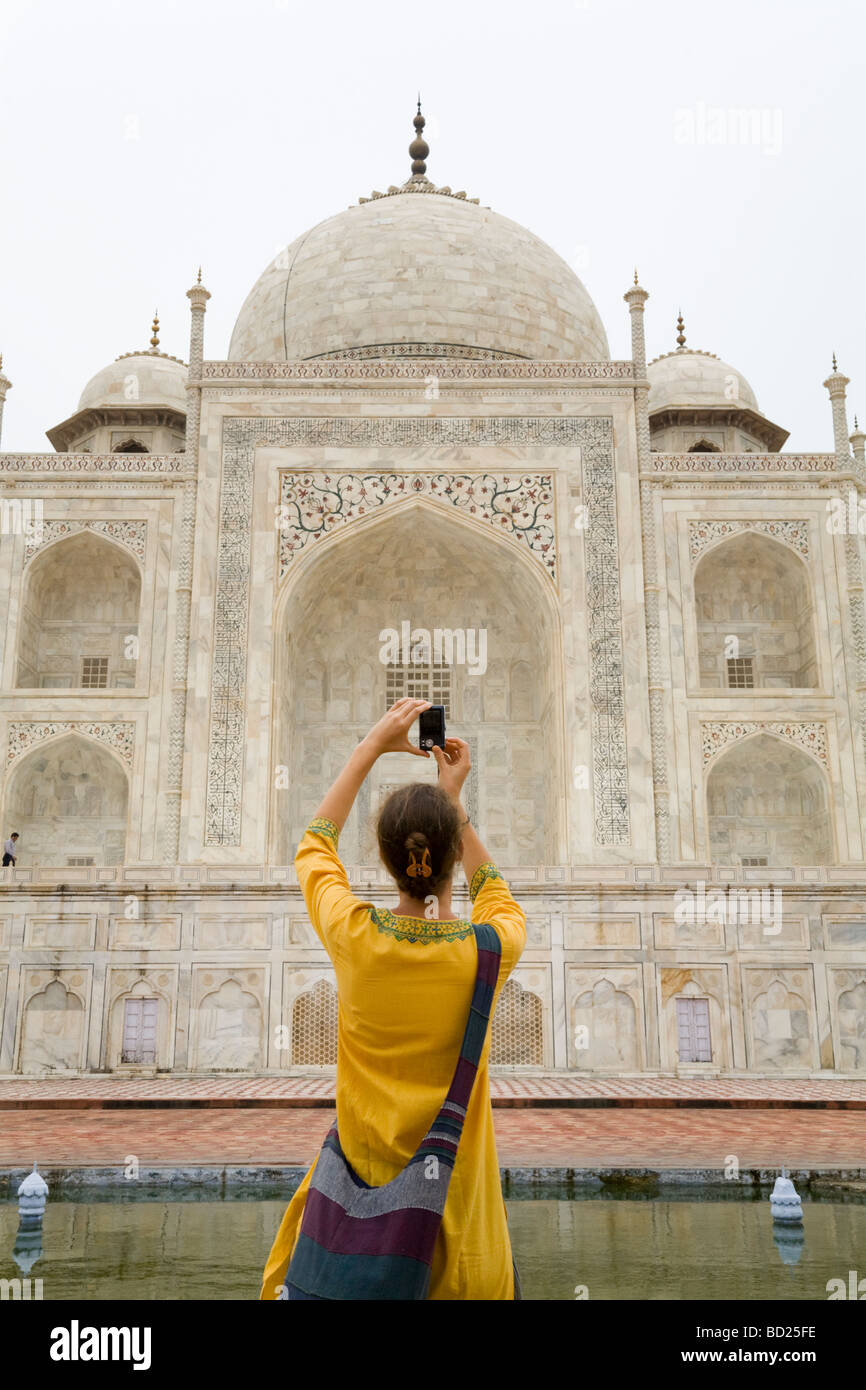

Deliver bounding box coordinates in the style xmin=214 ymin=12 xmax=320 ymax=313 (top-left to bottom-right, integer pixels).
xmin=377 ymin=783 xmax=462 ymax=900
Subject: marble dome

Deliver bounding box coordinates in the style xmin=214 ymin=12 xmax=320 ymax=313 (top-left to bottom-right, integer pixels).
xmin=228 ymin=190 xmax=610 ymax=362
xmin=647 ymin=348 xmax=759 ymax=414
xmin=77 ymin=351 xmax=187 ymax=412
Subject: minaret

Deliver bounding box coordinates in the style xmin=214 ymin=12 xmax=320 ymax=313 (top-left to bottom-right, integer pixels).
xmin=162 ymin=269 xmax=210 ymax=861
xmin=185 ymin=268 xmax=210 ymax=457
xmin=0 ymin=355 xmax=11 ymax=449
xmin=824 ymin=353 xmax=852 ymax=470
xmin=626 ymin=271 xmax=667 ymax=861
xmin=624 ymin=271 xmax=651 ymax=465
xmin=851 ymin=415 xmax=866 ymax=469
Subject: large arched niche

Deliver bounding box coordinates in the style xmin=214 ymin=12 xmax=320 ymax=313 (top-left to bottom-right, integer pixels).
xmin=694 ymin=531 xmax=818 ymax=690
xmin=270 ymin=499 xmax=566 ymax=867
xmin=706 ymin=733 xmax=833 ymax=866
xmin=4 ymin=733 xmax=129 ymax=866
xmin=16 ymin=531 xmax=141 ymax=689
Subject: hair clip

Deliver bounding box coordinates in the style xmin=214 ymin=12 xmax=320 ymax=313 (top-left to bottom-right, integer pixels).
xmin=407 ymin=848 xmax=432 ymax=879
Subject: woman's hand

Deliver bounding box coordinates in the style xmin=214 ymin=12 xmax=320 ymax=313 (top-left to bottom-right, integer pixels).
xmin=362 ymin=698 xmax=432 ymax=758
xmin=433 ymin=737 xmax=471 ymax=802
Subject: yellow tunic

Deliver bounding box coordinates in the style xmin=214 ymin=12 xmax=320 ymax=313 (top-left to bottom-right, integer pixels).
xmin=261 ymin=817 xmax=526 ymax=1301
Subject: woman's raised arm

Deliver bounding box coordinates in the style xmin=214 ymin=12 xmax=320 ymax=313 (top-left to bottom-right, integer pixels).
xmin=432 ymin=737 xmax=491 ymax=889
xmin=313 ymin=698 xmax=432 ymax=831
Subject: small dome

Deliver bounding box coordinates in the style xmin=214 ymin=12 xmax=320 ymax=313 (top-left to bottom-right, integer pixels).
xmin=647 ymin=349 xmax=759 ymax=414
xmin=229 ymin=191 xmax=609 ymax=362
xmin=78 ymin=351 xmax=187 ymax=412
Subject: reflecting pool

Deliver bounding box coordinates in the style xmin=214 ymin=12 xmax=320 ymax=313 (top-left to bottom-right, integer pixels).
xmin=1 ymin=1184 xmax=863 ymax=1300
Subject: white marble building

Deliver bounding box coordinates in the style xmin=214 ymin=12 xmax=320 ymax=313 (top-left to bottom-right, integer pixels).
xmin=1 ymin=111 xmax=865 ymax=1078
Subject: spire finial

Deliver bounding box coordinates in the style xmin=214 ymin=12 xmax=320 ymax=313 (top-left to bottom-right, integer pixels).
xmin=409 ymin=99 xmax=429 ymax=178
xmin=197 ymin=266 xmax=202 ymax=285
xmin=855 ymin=414 xmax=860 ymax=430
xmin=634 ymin=268 xmax=639 ymax=285
xmin=150 ymin=310 xmax=160 ymax=351
xmin=832 ymin=352 xmax=838 ymax=372
xmin=676 ymin=309 xmax=686 ymax=349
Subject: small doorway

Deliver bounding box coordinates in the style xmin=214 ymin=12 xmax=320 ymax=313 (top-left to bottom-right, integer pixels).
xmin=675 ymin=997 xmax=712 ymax=1063
xmin=122 ymin=997 xmax=158 ymax=1064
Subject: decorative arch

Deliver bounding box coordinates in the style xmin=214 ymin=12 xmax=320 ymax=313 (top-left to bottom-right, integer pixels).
xmin=749 ymin=976 xmax=814 ymax=1069
xmin=3 ymin=731 xmax=130 ymax=867
xmin=112 ymin=439 xmax=149 ymax=454
xmin=24 ymin=520 xmax=147 ymax=569
xmin=16 ymin=528 xmax=141 ymax=690
xmin=689 ymin=519 xmax=810 ymax=567
xmin=193 ymin=978 xmax=264 ymax=1071
xmin=18 ymin=977 xmax=86 ymax=1073
xmin=106 ymin=972 xmax=174 ymax=1070
xmin=688 ymin=439 xmax=721 ymax=453
xmin=267 ymin=497 xmax=567 ymax=866
xmin=705 ymin=731 xmax=833 ymax=866
xmin=572 ymin=977 xmax=639 ymax=1070
xmin=836 ymin=977 xmax=866 ymax=1071
xmin=693 ymin=529 xmax=818 ymax=690
xmin=276 ymin=471 xmax=557 ymax=586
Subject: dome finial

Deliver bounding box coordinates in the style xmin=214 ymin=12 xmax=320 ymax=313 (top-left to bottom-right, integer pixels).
xmin=409 ymin=98 xmax=429 ymax=179
xmin=676 ymin=309 xmax=686 ymax=349
xmin=150 ymin=310 xmax=160 ymax=351
xmin=832 ymin=351 xmax=838 ymax=372
xmin=197 ymin=266 xmax=202 ymax=285
xmin=634 ymin=268 xmax=639 ymax=285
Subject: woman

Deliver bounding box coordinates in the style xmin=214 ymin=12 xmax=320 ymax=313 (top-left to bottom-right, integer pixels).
xmin=261 ymin=697 xmax=526 ymax=1301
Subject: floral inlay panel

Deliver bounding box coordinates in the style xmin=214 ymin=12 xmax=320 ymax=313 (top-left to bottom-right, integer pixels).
xmin=688 ymin=519 xmax=809 ymax=564
xmin=701 ymin=721 xmax=828 ymax=771
xmin=6 ymin=722 xmax=136 ymax=768
xmin=24 ymin=519 xmax=147 ymax=565
xmin=277 ymin=472 xmax=555 ymax=581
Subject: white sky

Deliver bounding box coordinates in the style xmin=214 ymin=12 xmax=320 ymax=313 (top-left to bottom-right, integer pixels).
xmin=0 ymin=0 xmax=863 ymax=452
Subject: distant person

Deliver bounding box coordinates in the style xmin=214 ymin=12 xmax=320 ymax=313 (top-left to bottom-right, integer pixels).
xmin=3 ymin=832 xmax=19 ymax=866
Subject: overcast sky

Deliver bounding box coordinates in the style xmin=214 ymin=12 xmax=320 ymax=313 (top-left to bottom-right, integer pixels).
xmin=0 ymin=0 xmax=863 ymax=452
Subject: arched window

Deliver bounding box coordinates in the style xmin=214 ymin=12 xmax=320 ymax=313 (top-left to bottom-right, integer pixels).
xmin=112 ymin=439 xmax=149 ymax=454
xmin=16 ymin=531 xmax=141 ymax=689
xmin=706 ymin=734 xmax=832 ymax=865
xmin=694 ymin=531 xmax=818 ymax=689
xmin=688 ymin=440 xmax=721 ymax=453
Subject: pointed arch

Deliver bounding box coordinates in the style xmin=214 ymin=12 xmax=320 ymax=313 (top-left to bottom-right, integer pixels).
xmin=16 ymin=529 xmax=141 ymax=689
xmin=694 ymin=529 xmax=818 ymax=689
xmin=3 ymin=731 xmax=130 ymax=867
xmin=705 ymin=731 xmax=833 ymax=866
xmin=269 ymin=496 xmax=567 ymax=866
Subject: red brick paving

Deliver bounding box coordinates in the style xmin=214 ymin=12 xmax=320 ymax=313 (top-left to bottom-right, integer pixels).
xmin=2 ymin=1075 xmax=865 ymax=1106
xmin=1 ymin=1106 xmax=863 ymax=1171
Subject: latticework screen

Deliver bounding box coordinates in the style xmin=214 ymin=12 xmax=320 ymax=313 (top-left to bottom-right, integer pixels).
xmin=291 ymin=979 xmax=338 ymax=1065
xmin=490 ymin=980 xmax=544 ymax=1066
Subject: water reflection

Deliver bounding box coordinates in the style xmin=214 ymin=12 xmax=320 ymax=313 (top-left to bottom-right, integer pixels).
xmin=0 ymin=1187 xmax=862 ymax=1301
